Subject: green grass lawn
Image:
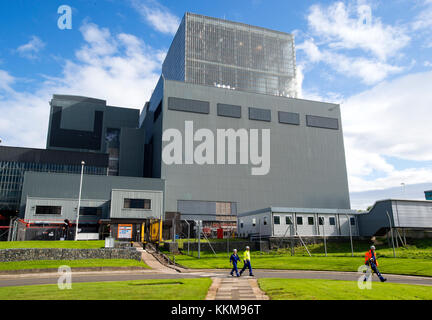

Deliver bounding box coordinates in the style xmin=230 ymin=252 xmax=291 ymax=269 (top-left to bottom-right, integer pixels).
xmin=0 ymin=259 xmax=149 ymax=271
xmin=0 ymin=278 xmax=212 ymax=300
xmin=168 ymin=252 xmax=432 ymax=277
xmin=165 ymin=238 xmax=245 ymax=249
xmin=284 ymin=238 xmax=432 ymax=259
xmin=0 ymin=240 xmax=105 ymax=249
xmin=258 ymin=278 xmax=432 ymax=300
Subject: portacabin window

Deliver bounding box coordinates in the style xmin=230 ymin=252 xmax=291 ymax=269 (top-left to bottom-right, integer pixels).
xmin=329 ymin=217 xmax=336 ymax=226
xmin=273 ymin=216 xmax=280 ymax=225
xmin=124 ymin=198 xmax=151 ymax=210
xmin=318 ymin=217 xmax=324 ymax=225
xmin=285 ymin=216 xmax=292 ymax=225
xmin=79 ymin=207 xmax=102 ymax=216
xmin=308 ymin=217 xmax=314 ymax=225
xmin=350 ymin=217 xmax=356 ymax=226
xmin=35 ymin=205 xmax=61 ymax=215
xmin=297 ymin=217 xmax=303 ymax=225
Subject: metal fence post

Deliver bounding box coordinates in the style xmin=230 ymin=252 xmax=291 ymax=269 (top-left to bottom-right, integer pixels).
xmin=345 ymin=214 xmax=354 ymax=257
xmin=198 ymin=220 xmax=201 ymax=259
xmin=385 ymin=211 xmax=396 ymax=258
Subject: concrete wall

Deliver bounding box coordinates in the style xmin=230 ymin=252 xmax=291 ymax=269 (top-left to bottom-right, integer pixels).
xmin=185 ymin=241 xmax=267 ymax=253
xmin=0 ymin=248 xmax=141 ymax=262
xmin=159 ymin=80 xmax=351 ymax=215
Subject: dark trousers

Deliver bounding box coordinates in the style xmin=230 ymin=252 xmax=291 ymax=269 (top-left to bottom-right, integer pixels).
xmin=230 ymin=263 xmax=239 ymax=276
xmin=364 ymin=262 xmax=385 ymax=281
xmin=240 ymin=260 xmax=253 ymax=276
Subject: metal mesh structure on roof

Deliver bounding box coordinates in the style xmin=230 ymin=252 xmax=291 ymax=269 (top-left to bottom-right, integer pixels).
xmin=162 ymin=13 xmax=298 ymax=98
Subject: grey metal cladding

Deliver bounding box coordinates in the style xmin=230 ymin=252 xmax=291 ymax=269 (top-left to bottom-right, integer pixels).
xmin=249 ymin=107 xmax=271 ymax=122
xmin=168 ymin=97 xmax=209 ymax=114
xmin=217 ymin=103 xmax=242 ymax=118
xmin=278 ymin=111 xmax=300 ymax=125
xmin=306 ymin=115 xmax=339 ymax=130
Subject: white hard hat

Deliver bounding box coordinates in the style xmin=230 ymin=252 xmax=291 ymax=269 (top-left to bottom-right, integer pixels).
xmin=246 ymin=246 xmax=250 ymax=249
xmin=370 ymin=245 xmax=376 ymax=250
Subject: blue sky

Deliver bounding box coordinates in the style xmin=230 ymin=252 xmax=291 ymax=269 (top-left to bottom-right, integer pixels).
xmin=1 ymin=0 xmax=432 ymax=209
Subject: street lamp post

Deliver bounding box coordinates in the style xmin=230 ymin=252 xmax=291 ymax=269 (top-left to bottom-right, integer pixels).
xmin=75 ymin=161 xmax=85 ymax=241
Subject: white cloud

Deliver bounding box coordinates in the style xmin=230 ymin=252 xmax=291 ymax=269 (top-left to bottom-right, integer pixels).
xmin=297 ymin=2 xmax=409 ymax=85
xmin=342 ymin=70 xmax=432 ymax=193
xmin=130 ymin=0 xmax=180 ymax=35
xmin=0 ymin=23 xmax=163 ymax=148
xmin=307 ymin=2 xmax=410 ymax=61
xmin=16 ymin=36 xmax=45 ymax=59
xmin=297 ymin=39 xmax=403 ymax=84
xmin=412 ymin=0 xmax=432 ymax=31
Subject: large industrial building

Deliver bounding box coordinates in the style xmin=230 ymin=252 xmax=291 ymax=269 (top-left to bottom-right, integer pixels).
xmin=1 ymin=12 xmax=431 ymax=241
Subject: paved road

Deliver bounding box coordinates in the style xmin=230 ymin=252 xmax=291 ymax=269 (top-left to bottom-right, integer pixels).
xmin=1 ymin=269 xmax=431 ymax=287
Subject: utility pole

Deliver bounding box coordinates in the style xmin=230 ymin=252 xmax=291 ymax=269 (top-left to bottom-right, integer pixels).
xmin=74 ymin=161 xmax=85 ymax=241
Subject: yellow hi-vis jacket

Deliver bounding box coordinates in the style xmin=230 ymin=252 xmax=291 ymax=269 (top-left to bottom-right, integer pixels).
xmin=243 ymin=250 xmax=251 ymax=261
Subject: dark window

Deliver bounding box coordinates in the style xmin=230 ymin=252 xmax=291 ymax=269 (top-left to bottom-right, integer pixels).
xmin=263 ymin=217 xmax=267 ymax=225
xmin=35 ymin=206 xmax=61 ymax=215
xmin=329 ymin=217 xmax=336 ymax=226
xmin=350 ymin=217 xmax=356 ymax=226
xmin=308 ymin=217 xmax=314 ymax=225
xmin=297 ymin=217 xmax=303 ymax=225
xmin=319 ymin=217 xmax=324 ymax=225
xmin=278 ymin=111 xmax=300 ymax=125
xmin=79 ymin=207 xmax=102 ymax=216
xmin=249 ymin=107 xmax=271 ymax=122
xmin=153 ymin=101 xmax=162 ymax=122
xmin=285 ymin=216 xmax=292 ymax=224
xmin=273 ymin=216 xmax=280 ymax=225
xmin=217 ymin=103 xmax=242 ymax=118
xmin=49 ymin=106 xmax=104 ymax=150
xmin=240 ymin=222 xmax=244 ymax=228
xmin=168 ymin=97 xmax=209 ymax=114
xmin=306 ymin=115 xmax=339 ymax=130
xmin=124 ymin=198 xmax=151 ymax=209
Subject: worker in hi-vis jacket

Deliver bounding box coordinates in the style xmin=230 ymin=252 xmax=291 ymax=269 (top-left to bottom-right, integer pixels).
xmin=239 ymin=246 xmax=254 ymax=277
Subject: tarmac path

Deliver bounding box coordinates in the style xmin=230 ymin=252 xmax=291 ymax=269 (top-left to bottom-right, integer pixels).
xmin=1 ymin=269 xmax=431 ymax=288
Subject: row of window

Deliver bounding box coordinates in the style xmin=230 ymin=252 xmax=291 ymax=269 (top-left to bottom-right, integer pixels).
xmin=273 ymin=215 xmax=355 ymax=226
xmin=167 ymin=97 xmax=339 ymax=130
xmin=33 ymin=198 xmax=152 ymax=216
